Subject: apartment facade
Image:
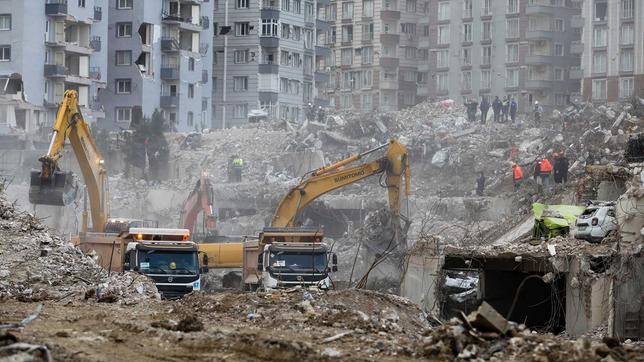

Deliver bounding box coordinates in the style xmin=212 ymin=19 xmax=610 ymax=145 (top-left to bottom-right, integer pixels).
xmin=101 ymin=0 xmax=214 ymax=131
xmin=581 ymin=0 xmax=643 ymax=102
xmin=321 ymin=0 xmax=424 ymax=112
xmin=211 ymin=0 xmax=330 ymax=128
xmin=420 ymin=0 xmax=581 ymax=113
xmin=0 ymin=0 xmax=107 ymax=134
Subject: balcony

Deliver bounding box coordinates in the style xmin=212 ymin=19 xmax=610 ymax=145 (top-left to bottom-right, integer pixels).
xmin=379 ymin=57 xmax=399 ymax=68
xmin=569 ymin=67 xmax=583 ymax=79
xmin=418 ymin=37 xmax=430 ymax=48
xmin=380 ymin=33 xmax=400 ymax=43
xmin=259 ymin=64 xmax=279 ymax=74
xmin=525 ymin=54 xmax=553 ymax=64
xmin=526 ymin=30 xmax=555 ymax=40
xmin=316 ymin=19 xmax=331 ymax=32
xmin=45 ymin=1 xmax=67 ymax=16
xmin=160 ymin=95 xmax=179 ymax=108
xmin=418 ymin=63 xmax=430 ymax=72
xmin=44 ymin=64 xmax=66 ymax=77
xmin=161 ymin=12 xmax=203 ymax=32
xmin=160 ymin=66 xmax=180 ymax=80
xmin=259 ymin=92 xmax=278 ymax=103
xmin=315 ymin=45 xmax=331 ymax=57
xmin=314 ymin=71 xmax=329 ymax=83
xmin=94 ymin=6 xmax=102 ymax=21
xmin=380 ymin=9 xmax=401 ymax=21
xmin=161 ymin=37 xmax=180 ymax=52
xmin=65 ymin=74 xmax=92 ymax=86
xmin=570 ymin=41 xmax=584 ymax=55
xmin=317 ymin=0 xmax=330 ymax=6
xmin=261 ymin=7 xmax=280 ymax=18
xmin=380 ymin=79 xmax=397 ymax=89
xmin=260 ymin=36 xmax=279 ymax=48
xmin=64 ymin=42 xmax=93 ymax=55
xmin=525 ymin=79 xmax=552 ymax=89
xmin=571 ymin=15 xmax=584 ymax=29
xmin=89 ymin=67 xmax=101 ymax=81
xmin=89 ymin=36 xmax=101 ymax=52
xmin=526 ymin=4 xmax=554 ymax=15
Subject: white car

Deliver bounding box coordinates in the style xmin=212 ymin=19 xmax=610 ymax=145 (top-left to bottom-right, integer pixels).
xmin=575 ymin=203 xmax=617 ymax=243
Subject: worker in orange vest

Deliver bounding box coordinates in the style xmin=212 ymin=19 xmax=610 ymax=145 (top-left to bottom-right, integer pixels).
xmin=512 ymin=164 xmax=523 ymax=191
xmin=540 ymin=157 xmax=553 ymax=188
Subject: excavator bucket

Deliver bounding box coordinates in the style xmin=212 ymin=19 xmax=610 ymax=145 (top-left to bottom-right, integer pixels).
xmin=29 ymin=170 xmax=78 ymax=206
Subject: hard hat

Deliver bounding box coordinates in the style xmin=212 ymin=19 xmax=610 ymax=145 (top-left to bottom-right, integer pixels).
xmin=169 ymin=262 xmax=177 ymax=270
xmin=535 ymin=101 xmax=539 ymax=105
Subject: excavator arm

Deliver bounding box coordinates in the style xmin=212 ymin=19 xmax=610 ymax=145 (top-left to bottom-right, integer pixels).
xmin=271 ymin=139 xmax=410 ymax=229
xmin=180 ymin=173 xmax=217 ymax=234
xmin=29 ymin=90 xmax=108 ymax=232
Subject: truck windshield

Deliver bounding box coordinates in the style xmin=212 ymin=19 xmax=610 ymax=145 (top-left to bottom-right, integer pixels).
xmin=137 ymin=250 xmax=198 ymax=275
xmin=268 ymin=251 xmax=327 ymax=272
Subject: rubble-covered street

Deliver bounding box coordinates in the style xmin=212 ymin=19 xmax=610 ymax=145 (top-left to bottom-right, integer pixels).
xmin=2 ymin=98 xmax=644 ymax=360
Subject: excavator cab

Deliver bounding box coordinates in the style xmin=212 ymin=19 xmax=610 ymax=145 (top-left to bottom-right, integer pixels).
xmin=29 ymin=169 xmax=78 ymax=206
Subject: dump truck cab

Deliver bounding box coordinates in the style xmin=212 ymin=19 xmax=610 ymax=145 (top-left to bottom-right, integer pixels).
xmin=121 ymin=228 xmax=208 ymax=299
xmin=243 ymin=227 xmax=337 ymax=289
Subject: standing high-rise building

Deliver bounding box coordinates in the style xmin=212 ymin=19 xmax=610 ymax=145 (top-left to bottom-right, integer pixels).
xmin=101 ymin=0 xmax=214 ymax=131
xmin=580 ymin=0 xmax=642 ymax=102
xmin=0 ymin=0 xmax=107 ymax=134
xmin=211 ymin=0 xmax=331 ymax=128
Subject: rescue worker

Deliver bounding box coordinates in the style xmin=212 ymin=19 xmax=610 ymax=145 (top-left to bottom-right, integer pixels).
xmin=476 ymin=171 xmax=486 ymax=196
xmin=533 ymin=101 xmax=543 ymax=124
xmin=479 ymin=96 xmax=490 ymax=124
xmin=512 ymin=164 xmax=523 ymax=191
xmin=533 ymin=160 xmax=541 ymax=183
xmin=492 ymin=96 xmax=502 ymax=123
xmin=465 ymin=98 xmax=478 ymax=123
xmin=230 ymin=155 xmax=244 ymax=182
xmin=510 ymin=97 xmax=518 ymax=123
xmin=554 ymin=152 xmax=569 ymax=184
xmin=553 ymin=153 xmax=562 ymax=183
xmin=501 ymin=96 xmax=510 ymax=122
xmin=540 ymin=157 xmax=553 ymax=188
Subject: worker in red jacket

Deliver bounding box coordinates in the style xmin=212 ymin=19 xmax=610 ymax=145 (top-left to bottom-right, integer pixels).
xmin=540 ymin=157 xmax=553 ymax=188
xmin=512 ymin=164 xmax=523 ymax=191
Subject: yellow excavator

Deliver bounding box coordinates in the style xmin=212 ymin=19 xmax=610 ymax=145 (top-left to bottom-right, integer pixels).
xmin=242 ymin=139 xmax=411 ymax=289
xmin=29 ymin=90 xmax=108 ymax=233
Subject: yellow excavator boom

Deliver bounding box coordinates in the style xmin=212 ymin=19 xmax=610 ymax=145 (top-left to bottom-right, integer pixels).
xmin=271 ymin=139 xmax=410 ymax=229
xmin=29 ymin=90 xmax=108 ymax=232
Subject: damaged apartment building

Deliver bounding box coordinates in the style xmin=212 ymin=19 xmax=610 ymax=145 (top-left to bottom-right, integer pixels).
xmin=0 ymin=0 xmax=107 ymax=135
xmin=402 ymin=161 xmax=644 ymax=340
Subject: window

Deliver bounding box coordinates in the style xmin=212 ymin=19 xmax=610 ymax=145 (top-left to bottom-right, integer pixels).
xmin=281 ymin=23 xmax=290 ymax=39
xmin=362 ymin=47 xmax=373 ymax=64
xmin=188 ymin=84 xmax=195 ymax=98
xmin=621 ymin=23 xmax=634 ymax=45
xmin=401 ymin=23 xmax=416 ymax=36
xmin=438 ymin=1 xmax=450 ymax=20
xmin=116 ymin=108 xmax=131 ymax=123
xmin=342 ymin=2 xmax=353 ymax=19
xmin=117 ymin=0 xmax=133 ymax=9
xmin=234 ymin=49 xmax=249 ymax=63
xmin=507 ymin=19 xmax=519 ymax=38
xmin=554 ymin=68 xmax=564 ymax=80
xmin=481 ymin=70 xmax=491 ymax=89
xmin=552 ymin=18 xmax=564 ymax=32
xmin=438 ymin=25 xmax=449 ymax=44
xmin=116 ymin=79 xmax=131 ymax=94
xmin=506 ymin=68 xmax=519 ymax=87
xmin=362 ymin=70 xmax=373 ymax=87
xmin=462 ymin=48 xmax=471 ymax=65
xmin=233 ymin=76 xmax=248 ymax=92
xmin=592 ymin=79 xmax=607 ymax=100
xmin=293 ymin=0 xmax=301 ymax=13
xmin=592 ymin=52 xmax=607 ymax=73
xmin=341 ymin=95 xmax=351 ymax=108
xmin=187 ymin=57 xmax=195 ymax=71
xmin=326 ymin=4 xmax=337 ymax=20
xmin=594 ymin=1 xmax=607 ymax=21
xmin=506 ymin=43 xmax=519 ymax=63
xmin=362 ymin=23 xmax=374 ymax=40
xmin=363 ymin=0 xmax=373 ymax=17
xmin=482 ymin=46 xmax=491 ymax=65
xmin=233 ymin=104 xmax=248 ymax=118
xmin=236 ymin=0 xmax=249 ymax=8
xmin=280 ymin=50 xmax=289 ymax=65
xmin=235 ymin=22 xmax=250 ymax=36
xmin=78 ymin=0 xmax=86 ymax=7
xmin=362 ymin=94 xmax=372 ymax=111
xmin=342 ymin=25 xmax=353 ymax=42
xmin=482 ymin=0 xmax=492 ymax=15
xmin=620 ymin=50 xmax=634 ymax=72
xmin=463 ymin=23 xmax=472 ymax=42
xmin=303 ymin=29 xmax=313 ymax=49
xmin=593 ymin=26 xmax=607 ymax=47
xmin=554 ymin=43 xmax=564 ymax=56
xmin=0 ymin=14 xmax=11 ymax=31
xmin=261 ymin=19 xmax=278 ymax=36
xmin=620 ymin=77 xmax=634 ymax=98
xmin=482 ymin=21 xmax=491 ymax=40
xmin=436 ymin=73 xmax=448 ymax=92
xmin=292 ymin=53 xmax=301 ymax=68
xmin=280 ymin=77 xmax=288 ymax=92
xmin=186 ymin=112 xmax=194 ymax=127
xmin=622 ymin=0 xmax=633 ymax=18
xmin=436 ymin=50 xmax=448 ymax=68
xmin=404 ymin=47 xmax=416 ymax=59
xmin=115 ymin=50 xmax=132 ymax=66
xmin=292 ymin=26 xmax=301 ymax=40
xmin=116 ymin=22 xmax=132 ymax=37
xmin=462 ymin=71 xmax=472 ymax=91
xmin=341 ymin=48 xmax=353 ymax=65
xmin=282 ymin=0 xmax=290 ymax=11
xmin=507 ymin=0 xmax=518 ymax=14
xmin=463 ymin=0 xmax=472 ymax=18
xmin=423 ymin=25 xmax=429 ymax=37
xmin=288 ymin=80 xmax=300 ymax=95
xmin=405 ymin=0 xmax=416 ymax=12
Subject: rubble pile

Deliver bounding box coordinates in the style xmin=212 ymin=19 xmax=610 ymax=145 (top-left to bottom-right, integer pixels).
xmin=0 ymin=188 xmax=158 ymax=303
